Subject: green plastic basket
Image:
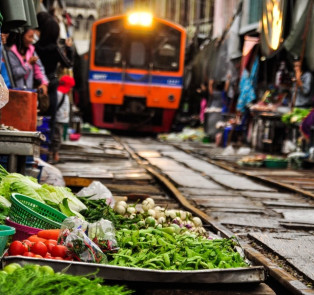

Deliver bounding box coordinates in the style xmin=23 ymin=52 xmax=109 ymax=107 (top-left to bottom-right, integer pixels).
xmin=264 ymin=159 xmax=288 ymax=169
xmin=9 ymin=193 xmax=67 ymax=230
xmin=0 ymin=225 xmax=15 ymax=256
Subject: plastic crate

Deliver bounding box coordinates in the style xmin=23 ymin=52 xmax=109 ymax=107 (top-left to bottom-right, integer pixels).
xmin=9 ymin=193 xmax=67 ymax=229
xmin=0 ymin=225 xmax=15 ymax=256
xmin=37 ymin=116 xmax=51 ymax=128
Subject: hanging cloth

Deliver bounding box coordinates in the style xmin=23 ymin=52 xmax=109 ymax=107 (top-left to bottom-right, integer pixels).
xmin=236 ymin=57 xmax=259 ymax=113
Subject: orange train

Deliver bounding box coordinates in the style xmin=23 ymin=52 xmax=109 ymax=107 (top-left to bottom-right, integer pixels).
xmin=89 ymin=12 xmax=186 ymax=133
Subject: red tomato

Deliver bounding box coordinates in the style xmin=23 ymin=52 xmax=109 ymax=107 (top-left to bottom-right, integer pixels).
xmin=34 ymin=254 xmax=43 ymax=259
xmin=44 ymin=240 xmax=57 ymax=253
xmin=22 ymin=240 xmax=33 ymax=251
xmin=51 ymin=256 xmax=63 ymax=260
xmin=31 ymin=242 xmax=48 ymax=257
xmin=45 ymin=243 xmax=55 ymax=253
xmin=23 ymin=251 xmax=35 ymax=257
xmin=27 ymin=235 xmax=47 ymax=243
xmin=44 ymin=253 xmax=52 ymax=259
xmin=50 ymin=245 xmax=67 ymax=258
xmin=8 ymin=241 xmax=27 ymax=256
xmin=46 ymin=239 xmax=57 ymax=246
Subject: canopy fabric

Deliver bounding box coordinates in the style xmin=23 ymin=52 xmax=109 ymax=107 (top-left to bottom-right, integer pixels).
xmin=227 ymin=13 xmax=242 ymax=60
xmin=189 ymin=40 xmax=217 ymax=86
xmin=284 ymin=0 xmax=314 ymax=71
xmin=261 ymin=0 xmax=287 ymax=58
xmin=212 ymin=37 xmax=229 ymax=81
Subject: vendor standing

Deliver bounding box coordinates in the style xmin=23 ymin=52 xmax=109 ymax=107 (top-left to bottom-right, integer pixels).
xmin=293 ymin=60 xmax=314 ymax=108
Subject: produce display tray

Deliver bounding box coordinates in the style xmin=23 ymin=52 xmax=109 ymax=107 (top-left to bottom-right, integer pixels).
xmin=2 ymin=256 xmax=265 ymax=284
xmin=0 ymin=130 xmax=45 ymax=157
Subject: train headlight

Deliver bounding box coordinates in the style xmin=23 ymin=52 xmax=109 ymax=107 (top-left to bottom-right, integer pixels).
xmin=95 ymin=89 xmax=103 ymax=97
xmin=168 ymin=94 xmax=175 ymax=102
xmin=127 ymin=12 xmax=153 ymax=27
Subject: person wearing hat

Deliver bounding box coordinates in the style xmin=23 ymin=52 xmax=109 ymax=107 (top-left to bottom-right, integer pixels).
xmin=51 ymin=75 xmax=75 ymax=163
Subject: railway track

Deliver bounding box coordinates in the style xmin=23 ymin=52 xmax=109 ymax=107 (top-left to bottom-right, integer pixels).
xmin=56 ymin=133 xmax=314 ymax=294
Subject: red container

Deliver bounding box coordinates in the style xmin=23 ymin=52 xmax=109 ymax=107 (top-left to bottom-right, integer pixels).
xmin=0 ymin=89 xmax=37 ymax=131
xmin=5 ymin=218 xmax=42 ymax=241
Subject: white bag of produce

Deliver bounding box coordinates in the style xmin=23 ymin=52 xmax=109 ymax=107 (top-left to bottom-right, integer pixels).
xmin=88 ymin=218 xmax=118 ymax=252
xmin=60 ymin=216 xmax=89 ymax=232
xmin=76 ymin=181 xmax=114 ymax=207
xmin=59 ymin=217 xmax=107 ymax=264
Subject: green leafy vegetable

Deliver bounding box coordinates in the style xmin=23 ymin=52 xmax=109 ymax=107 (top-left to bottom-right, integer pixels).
xmin=0 ymin=264 xmax=133 ymax=295
xmin=80 ymin=199 xmax=141 ymax=229
xmin=0 ymin=173 xmax=44 ymax=202
xmin=59 ymin=198 xmax=86 ymax=220
xmin=0 ymin=196 xmax=10 ymax=208
xmin=281 ymin=108 xmax=310 ymax=125
xmin=42 ymin=184 xmax=87 ymax=212
xmin=0 ymin=165 xmax=86 ymax=215
xmin=108 ymin=229 xmax=248 ymax=270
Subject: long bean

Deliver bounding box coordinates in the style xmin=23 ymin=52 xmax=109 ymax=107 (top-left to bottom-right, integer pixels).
xmin=108 ymin=228 xmax=248 ymax=270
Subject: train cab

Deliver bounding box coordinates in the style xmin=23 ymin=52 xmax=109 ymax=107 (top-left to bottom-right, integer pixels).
xmin=89 ymin=12 xmax=186 ymax=132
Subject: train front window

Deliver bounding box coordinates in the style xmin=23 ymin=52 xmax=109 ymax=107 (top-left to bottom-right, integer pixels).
xmin=125 ymin=34 xmax=150 ymax=69
xmin=152 ymin=25 xmax=181 ymax=72
xmin=94 ymin=20 xmax=123 ymax=67
xmin=129 ymin=41 xmax=146 ymax=67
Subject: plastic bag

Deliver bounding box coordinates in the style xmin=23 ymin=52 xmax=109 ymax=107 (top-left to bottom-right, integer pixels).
xmin=0 ymin=74 xmax=9 ymax=109
xmin=88 ymin=218 xmax=118 ymax=252
xmin=59 ymin=217 xmax=107 ymax=264
xmin=35 ymin=157 xmax=65 ymax=186
xmin=59 ymin=216 xmax=88 ymax=232
xmin=76 ymin=181 xmax=115 ymax=207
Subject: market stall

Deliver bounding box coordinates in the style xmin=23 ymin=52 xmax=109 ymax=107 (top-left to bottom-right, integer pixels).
xmin=0 ymin=130 xmax=44 ymax=173
xmin=0 ymin=165 xmax=266 ymax=292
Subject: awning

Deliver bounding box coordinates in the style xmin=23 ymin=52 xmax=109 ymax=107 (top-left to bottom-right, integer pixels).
xmin=260 ymin=0 xmax=287 ymax=58
xmin=284 ymin=0 xmax=314 ymax=71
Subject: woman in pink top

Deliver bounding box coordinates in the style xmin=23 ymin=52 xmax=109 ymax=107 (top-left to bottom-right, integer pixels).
xmin=7 ymin=29 xmax=48 ymax=94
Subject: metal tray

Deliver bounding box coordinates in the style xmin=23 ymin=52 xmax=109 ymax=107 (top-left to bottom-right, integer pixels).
xmin=2 ymin=256 xmax=265 ymax=284
xmin=0 ymin=130 xmax=45 ymax=157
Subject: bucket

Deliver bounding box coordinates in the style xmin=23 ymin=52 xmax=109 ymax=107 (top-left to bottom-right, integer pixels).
xmin=0 ymin=225 xmax=15 ymax=256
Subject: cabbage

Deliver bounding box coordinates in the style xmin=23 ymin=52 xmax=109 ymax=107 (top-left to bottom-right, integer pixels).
xmin=41 ymin=184 xmax=87 ymax=212
xmin=0 ymin=165 xmax=86 ymax=214
xmin=0 ymin=173 xmax=44 ymax=202
xmin=0 ymin=165 xmax=8 ymax=182
xmin=0 ymin=196 xmax=11 ymax=208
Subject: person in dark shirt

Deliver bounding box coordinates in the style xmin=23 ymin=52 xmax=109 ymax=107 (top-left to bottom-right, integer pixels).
xmin=35 ymin=12 xmax=73 ymax=162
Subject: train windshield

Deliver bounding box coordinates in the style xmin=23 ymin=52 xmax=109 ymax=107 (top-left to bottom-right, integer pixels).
xmin=94 ymin=19 xmax=181 ymax=72
xmin=94 ymin=19 xmax=124 ymax=67
xmin=152 ymin=24 xmax=181 ymax=72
